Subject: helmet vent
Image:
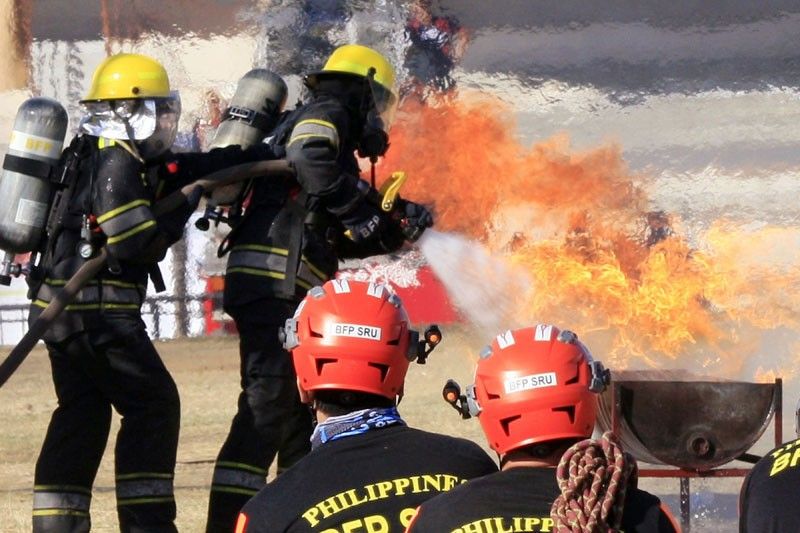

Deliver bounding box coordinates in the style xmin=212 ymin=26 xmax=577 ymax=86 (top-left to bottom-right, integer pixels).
xmin=368 ymin=362 xmax=390 ymax=382
xmin=552 ymin=405 xmax=576 ymax=424
xmin=315 ymin=358 xmax=337 ymax=375
xmin=500 ymin=415 xmax=522 ymax=436
xmin=564 ymin=363 xmax=580 ymax=385
xmin=487 ymin=392 xmax=500 ymax=400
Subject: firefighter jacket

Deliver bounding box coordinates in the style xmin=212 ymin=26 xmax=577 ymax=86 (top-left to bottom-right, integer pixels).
xmin=29 ymin=135 xmax=256 ymax=341
xmin=405 ymin=467 xmax=679 ymax=533
xmin=237 ymin=424 xmax=498 ymax=532
xmin=223 ymin=95 xmax=405 ymax=311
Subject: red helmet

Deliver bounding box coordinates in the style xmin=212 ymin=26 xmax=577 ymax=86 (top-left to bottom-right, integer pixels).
xmin=469 ymin=325 xmax=608 ymax=454
xmin=283 ymin=279 xmax=416 ymax=399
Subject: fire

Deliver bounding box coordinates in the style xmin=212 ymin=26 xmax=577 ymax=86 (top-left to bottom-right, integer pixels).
xmin=379 ymin=93 xmax=800 ymax=376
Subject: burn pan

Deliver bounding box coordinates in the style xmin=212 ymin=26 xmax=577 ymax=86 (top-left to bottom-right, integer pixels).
xmin=597 ymin=370 xmax=779 ymax=471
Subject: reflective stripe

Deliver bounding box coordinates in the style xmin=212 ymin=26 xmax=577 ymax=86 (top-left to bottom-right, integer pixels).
xmin=116 ymin=478 xmax=174 ymax=499
xmin=33 ymin=492 xmax=91 ymax=511
xmin=299 ymin=259 xmax=328 ymax=286
xmin=228 ymin=249 xmax=289 ymax=273
xmin=215 ymin=461 xmax=267 ymax=476
xmin=209 ymin=485 xmax=260 ymax=497
xmin=34 ymin=484 xmax=92 ymax=495
xmin=99 ymin=205 xmax=153 ymax=236
xmin=212 ymin=467 xmax=265 ymax=491
xmin=96 ymin=199 xmax=151 ymax=224
xmin=36 ymin=279 xmax=144 ymax=311
xmin=288 ymin=119 xmax=339 ymax=149
xmin=225 ymin=267 xmax=287 ymax=282
xmin=231 ymin=244 xmax=289 ymax=256
xmin=33 ymin=509 xmax=89 ymax=517
xmin=107 ymin=220 xmax=156 ymax=244
xmin=116 ymin=472 xmax=174 ymax=481
xmin=301 ymin=255 xmax=329 ymax=283
xmin=117 ymin=496 xmax=175 ymax=506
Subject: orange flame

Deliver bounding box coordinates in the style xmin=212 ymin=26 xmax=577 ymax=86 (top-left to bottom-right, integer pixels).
xmin=379 ymin=93 xmax=800 ymax=377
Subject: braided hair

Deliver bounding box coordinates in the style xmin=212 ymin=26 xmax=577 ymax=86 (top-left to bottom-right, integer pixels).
xmin=550 ymin=431 xmax=638 ymax=532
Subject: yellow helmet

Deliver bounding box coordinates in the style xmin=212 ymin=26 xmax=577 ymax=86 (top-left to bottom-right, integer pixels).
xmin=82 ymin=53 xmax=171 ymax=102
xmin=308 ymin=44 xmax=396 ymax=99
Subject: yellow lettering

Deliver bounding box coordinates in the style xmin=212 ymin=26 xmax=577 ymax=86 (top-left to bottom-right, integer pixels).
xmin=364 ymin=515 xmax=389 ymax=533
xmin=374 ymin=481 xmax=393 ymax=499
xmin=410 ymin=475 xmax=423 ymax=493
xmin=393 ymin=477 xmax=411 ymax=495
xmin=492 ymin=517 xmax=514 ymax=533
xmin=399 ymin=507 xmax=417 ymax=527
xmin=365 ymin=482 xmax=380 ymax=500
xmin=421 ymin=474 xmax=442 ymax=492
xmin=790 ymin=447 xmax=800 ymax=468
xmin=342 ymin=519 xmax=362 ymax=533
xmin=441 ymin=474 xmax=459 ymax=491
xmin=317 ymin=496 xmax=343 ymax=519
xmin=521 ymin=517 xmax=540 ymax=531
xmin=460 ymin=520 xmax=485 ymax=533
xmin=302 ymin=507 xmax=321 ymax=527
xmin=771 ymin=452 xmax=791 ymax=476
xmin=540 ymin=517 xmax=554 ymax=532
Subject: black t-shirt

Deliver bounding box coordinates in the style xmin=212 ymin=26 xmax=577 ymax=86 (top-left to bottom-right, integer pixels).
xmin=739 ymin=438 xmax=800 ymax=533
xmin=406 ymin=467 xmax=678 ymax=533
xmin=237 ymin=425 xmax=498 ymax=532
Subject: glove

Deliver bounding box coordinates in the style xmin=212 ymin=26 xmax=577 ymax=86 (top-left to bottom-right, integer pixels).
xmin=341 ymin=200 xmax=384 ymax=243
xmin=158 ymin=185 xmax=204 ymax=243
xmin=397 ymin=200 xmax=433 ymax=242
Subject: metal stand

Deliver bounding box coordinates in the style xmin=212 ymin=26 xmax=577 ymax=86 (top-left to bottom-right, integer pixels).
xmin=611 ymin=378 xmax=782 ymax=532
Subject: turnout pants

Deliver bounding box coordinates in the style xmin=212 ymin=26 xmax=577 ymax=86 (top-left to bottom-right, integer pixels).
xmin=32 ymin=313 xmax=180 ymax=533
xmin=206 ymin=302 xmax=313 ymax=533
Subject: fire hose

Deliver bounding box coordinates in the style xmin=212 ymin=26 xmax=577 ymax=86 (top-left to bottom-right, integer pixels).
xmin=0 ymin=159 xmax=293 ymax=388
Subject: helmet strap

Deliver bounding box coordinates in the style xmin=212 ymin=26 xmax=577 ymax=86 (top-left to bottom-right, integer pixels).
xmin=113 ymin=105 xmax=145 ymax=163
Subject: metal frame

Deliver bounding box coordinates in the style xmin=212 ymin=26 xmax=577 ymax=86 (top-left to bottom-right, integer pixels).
xmin=610 ymin=377 xmax=782 ymax=532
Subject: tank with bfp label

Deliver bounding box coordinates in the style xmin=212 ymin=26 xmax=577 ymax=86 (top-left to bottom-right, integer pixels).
xmin=0 ymin=97 xmax=68 ymax=285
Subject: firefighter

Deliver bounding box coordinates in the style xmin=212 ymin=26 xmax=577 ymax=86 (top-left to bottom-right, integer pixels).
xmin=205 ymin=44 xmax=434 ymax=532
xmin=26 ymin=53 xmax=266 ymax=533
xmin=406 ymin=325 xmax=681 ymax=533
xmin=232 ymin=279 xmax=497 ymax=532
xmin=738 ymin=400 xmax=800 ymax=532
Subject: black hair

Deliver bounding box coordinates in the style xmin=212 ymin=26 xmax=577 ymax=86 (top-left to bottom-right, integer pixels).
xmin=314 ymin=389 xmax=395 ymax=417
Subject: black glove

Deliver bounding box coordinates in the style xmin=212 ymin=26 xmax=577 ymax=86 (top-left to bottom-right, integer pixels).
xmin=397 ymin=200 xmax=433 ymax=242
xmin=341 ymin=200 xmax=384 ymax=243
xmin=158 ymin=185 xmax=204 ymax=243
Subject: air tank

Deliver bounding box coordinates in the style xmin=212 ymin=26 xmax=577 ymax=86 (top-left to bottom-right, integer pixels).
xmin=0 ymin=97 xmax=68 ymax=284
xmin=209 ymin=69 xmax=288 ymax=205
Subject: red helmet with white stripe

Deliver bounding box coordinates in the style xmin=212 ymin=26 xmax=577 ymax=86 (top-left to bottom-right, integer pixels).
xmin=469 ymin=325 xmax=608 ymax=454
xmin=283 ymin=279 xmax=417 ymax=399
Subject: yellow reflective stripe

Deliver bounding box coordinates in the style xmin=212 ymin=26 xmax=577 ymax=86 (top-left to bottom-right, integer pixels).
xmin=297 ymin=119 xmax=336 ymax=129
xmin=98 ymin=137 xmax=116 ymax=149
xmin=116 ymin=472 xmax=174 ymax=481
xmin=33 ymin=509 xmax=90 ymax=517
xmin=102 ymin=279 xmax=146 ymax=290
xmin=34 ymin=484 xmax=91 ymax=495
xmin=101 ymin=303 xmax=141 ymax=310
xmin=226 ymin=267 xmax=285 ymax=280
xmin=33 ymin=300 xmax=140 ymax=311
xmin=226 ymin=268 xmax=312 ymax=289
xmin=301 ymin=256 xmax=328 ymax=281
xmin=231 ymin=244 xmax=289 ymax=256
xmin=106 ymin=220 xmax=156 ymax=244
xmin=215 ymin=461 xmax=268 ymax=476
xmin=96 ymin=199 xmax=151 ymax=224
xmin=287 ymin=133 xmax=333 ymax=147
xmin=117 ymin=496 xmax=174 ymax=506
xmin=210 ymin=485 xmax=259 ymax=497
